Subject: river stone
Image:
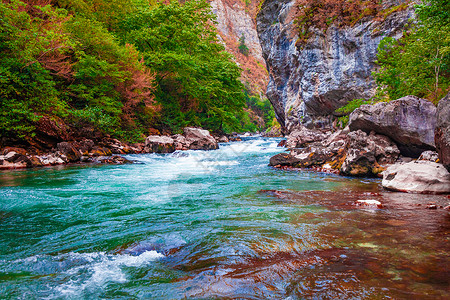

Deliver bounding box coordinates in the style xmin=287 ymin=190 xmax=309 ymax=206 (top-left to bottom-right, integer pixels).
xmin=144 ymin=135 xmax=175 ymax=153
xmin=269 ymin=153 xmax=300 ymax=167
xmin=57 ymin=142 xmax=82 ymax=162
xmin=382 ymin=161 xmax=450 ymax=194
xmin=435 ymin=92 xmax=450 ymax=171
xmin=183 ymin=127 xmax=218 ymax=150
xmin=348 ymin=96 xmax=437 ymax=157
xmin=286 ymin=127 xmax=328 ymax=148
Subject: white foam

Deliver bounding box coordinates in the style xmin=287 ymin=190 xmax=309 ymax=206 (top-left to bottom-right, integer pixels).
xmin=53 ymin=250 xmax=164 ymax=297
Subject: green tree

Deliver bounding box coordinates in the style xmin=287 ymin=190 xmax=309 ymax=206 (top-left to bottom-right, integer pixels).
xmin=119 ymin=0 xmax=246 ymax=133
xmin=238 ymin=34 xmax=249 ymax=56
xmin=374 ymin=0 xmax=450 ymax=103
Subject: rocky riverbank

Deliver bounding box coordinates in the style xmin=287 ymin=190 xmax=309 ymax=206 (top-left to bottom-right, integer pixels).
xmin=269 ymin=94 xmax=450 ymax=194
xmin=0 ymin=127 xmax=227 ymax=170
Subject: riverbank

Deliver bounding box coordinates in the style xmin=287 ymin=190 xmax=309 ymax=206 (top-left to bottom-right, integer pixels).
xmin=0 ymin=127 xmax=233 ymax=170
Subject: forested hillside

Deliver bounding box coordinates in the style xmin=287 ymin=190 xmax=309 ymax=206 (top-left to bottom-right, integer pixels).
xmin=0 ymin=0 xmax=274 ymax=147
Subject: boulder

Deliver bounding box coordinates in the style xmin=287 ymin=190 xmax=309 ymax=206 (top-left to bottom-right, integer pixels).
xmin=286 ymin=126 xmax=328 ymax=148
xmin=144 ymin=135 xmax=175 ymax=153
xmin=349 ymin=96 xmax=437 ymax=157
xmin=382 ymin=161 xmax=450 ymax=194
xmin=340 ymin=130 xmax=400 ymax=176
xmin=283 ymin=130 xmax=399 ymax=176
xmin=78 ymin=139 xmax=95 ymax=155
xmin=90 ymin=147 xmax=112 ymax=157
xmin=57 ymin=142 xmax=82 ymax=162
xmin=269 ymin=153 xmax=300 ymax=167
xmin=418 ymin=150 xmax=439 ymax=162
xmin=435 ymin=92 xmax=450 ymax=171
xmin=183 ymin=127 xmax=218 ymax=150
xmin=217 ymin=136 xmax=230 ymax=143
xmin=171 ymin=134 xmax=189 ymax=151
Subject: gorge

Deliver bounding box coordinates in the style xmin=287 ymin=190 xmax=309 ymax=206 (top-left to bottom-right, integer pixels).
xmin=0 ymin=0 xmax=449 ymax=298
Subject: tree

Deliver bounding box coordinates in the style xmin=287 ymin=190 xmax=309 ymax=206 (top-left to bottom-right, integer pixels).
xmin=119 ymin=0 xmax=246 ymax=133
xmin=374 ymin=0 xmax=450 ymax=103
xmin=238 ymin=34 xmax=249 ymax=56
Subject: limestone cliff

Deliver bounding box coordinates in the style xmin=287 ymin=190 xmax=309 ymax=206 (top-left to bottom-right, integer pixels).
xmin=211 ymin=0 xmax=269 ymax=94
xmin=256 ymin=0 xmax=415 ymax=132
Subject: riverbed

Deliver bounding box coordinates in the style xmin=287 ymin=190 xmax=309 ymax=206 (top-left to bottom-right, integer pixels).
xmin=0 ymin=137 xmax=448 ymax=299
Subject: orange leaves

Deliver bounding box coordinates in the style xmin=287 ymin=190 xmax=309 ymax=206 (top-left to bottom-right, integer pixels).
xmin=296 ymin=0 xmax=381 ymax=31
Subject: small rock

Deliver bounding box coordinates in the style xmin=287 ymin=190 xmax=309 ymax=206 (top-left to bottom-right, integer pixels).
xmin=426 ymin=204 xmax=438 ymax=209
xmin=218 ymin=136 xmax=230 ymax=143
xmin=277 ymin=140 xmax=287 ymax=147
xmin=286 ymin=126 xmax=328 ymax=148
xmin=418 ymin=150 xmax=439 ymax=162
xmin=57 ymin=142 xmax=82 ymax=162
xmin=355 ymin=200 xmax=383 ymax=209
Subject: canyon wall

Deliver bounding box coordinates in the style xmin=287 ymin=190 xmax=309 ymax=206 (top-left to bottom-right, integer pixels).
xmin=256 ymin=0 xmax=414 ymax=132
xmin=211 ymin=0 xmax=269 ymax=95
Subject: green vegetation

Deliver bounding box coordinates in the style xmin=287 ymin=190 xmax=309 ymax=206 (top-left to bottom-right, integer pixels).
xmin=0 ymin=0 xmax=273 ymax=145
xmin=375 ymin=0 xmax=450 ymax=104
xmin=238 ymin=34 xmax=250 ymax=56
xmin=334 ymin=0 xmax=449 ymax=126
xmin=335 ymin=98 xmax=372 ymax=127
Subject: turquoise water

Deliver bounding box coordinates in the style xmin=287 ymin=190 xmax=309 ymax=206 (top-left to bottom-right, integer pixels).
xmin=0 ymin=137 xmax=449 ymax=299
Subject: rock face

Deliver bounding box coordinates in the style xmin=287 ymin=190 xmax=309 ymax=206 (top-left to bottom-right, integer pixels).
xmin=256 ymin=0 xmax=413 ymax=131
xmin=211 ymin=0 xmax=269 ymax=96
xmin=211 ymin=0 xmax=264 ymax=61
xmin=348 ymin=96 xmax=437 ymax=157
xmin=435 ymin=92 xmax=450 ymax=171
xmin=382 ymin=161 xmax=450 ymax=194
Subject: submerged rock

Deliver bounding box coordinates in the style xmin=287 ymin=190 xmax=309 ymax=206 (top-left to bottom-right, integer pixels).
xmin=382 ymin=161 xmax=450 ymax=194
xmin=348 ymin=96 xmax=437 ymax=157
xmin=435 ymin=92 xmax=450 ymax=171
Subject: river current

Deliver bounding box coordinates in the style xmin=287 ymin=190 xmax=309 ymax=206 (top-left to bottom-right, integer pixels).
xmin=0 ymin=137 xmax=449 ymax=299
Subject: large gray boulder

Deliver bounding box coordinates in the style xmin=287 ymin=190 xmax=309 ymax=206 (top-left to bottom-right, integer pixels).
xmin=183 ymin=127 xmax=218 ymax=150
xmin=144 ymin=136 xmax=175 ymax=153
xmin=348 ymin=96 xmax=437 ymax=157
xmin=435 ymin=92 xmax=450 ymax=171
xmin=382 ymin=161 xmax=450 ymax=194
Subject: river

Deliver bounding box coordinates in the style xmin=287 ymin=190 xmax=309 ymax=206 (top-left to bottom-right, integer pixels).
xmin=0 ymin=137 xmax=449 ymax=299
